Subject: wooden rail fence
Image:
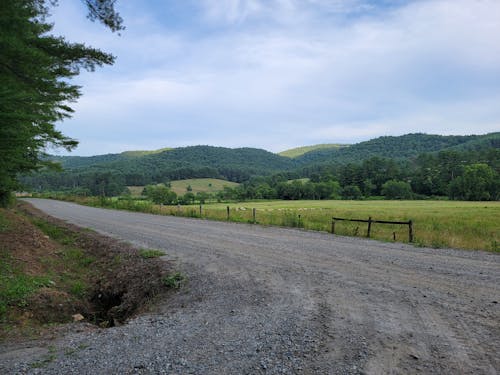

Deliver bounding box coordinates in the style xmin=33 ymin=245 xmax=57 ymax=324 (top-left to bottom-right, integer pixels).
xmin=201 ymin=205 xmax=414 ymax=242
xmin=331 ymin=216 xmax=413 ymax=242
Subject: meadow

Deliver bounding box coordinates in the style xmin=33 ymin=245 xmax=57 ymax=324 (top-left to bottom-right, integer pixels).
xmin=127 ymin=179 xmax=239 ymax=197
xmin=69 ymin=196 xmax=499 ymax=252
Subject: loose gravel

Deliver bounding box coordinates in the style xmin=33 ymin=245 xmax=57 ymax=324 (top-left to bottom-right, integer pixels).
xmin=1 ymin=199 xmax=499 ymax=374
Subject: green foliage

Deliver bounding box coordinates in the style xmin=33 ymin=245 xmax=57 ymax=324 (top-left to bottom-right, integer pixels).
xmin=31 ymin=218 xmax=77 ymax=245
xmin=19 ymin=133 xmax=500 ymax=202
xmin=143 ymin=184 xmax=177 ymax=204
xmin=162 ymin=272 xmax=185 ymax=289
xmin=449 ymin=164 xmax=499 ymax=201
xmin=0 ymin=211 xmax=10 ymax=232
xmin=381 ymin=180 xmax=413 ymax=200
xmin=296 ymin=132 xmax=500 ymax=165
xmin=0 ymin=0 xmax=114 ymax=205
xmin=139 ymin=249 xmax=165 ymax=259
xmin=0 ymin=253 xmax=52 ymax=317
xmin=342 ymin=185 xmax=362 ymax=200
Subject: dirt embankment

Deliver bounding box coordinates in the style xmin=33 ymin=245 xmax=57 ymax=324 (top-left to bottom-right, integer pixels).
xmin=0 ymin=203 xmax=173 ymax=340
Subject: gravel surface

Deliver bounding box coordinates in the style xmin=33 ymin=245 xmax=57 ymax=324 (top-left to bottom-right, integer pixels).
xmin=1 ymin=198 xmax=499 ymax=374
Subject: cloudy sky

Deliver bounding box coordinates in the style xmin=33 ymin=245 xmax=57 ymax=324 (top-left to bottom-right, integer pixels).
xmin=49 ymin=0 xmax=500 ymax=156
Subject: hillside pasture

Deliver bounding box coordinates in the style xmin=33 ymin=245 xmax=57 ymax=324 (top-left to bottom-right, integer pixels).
xmin=127 ymin=179 xmax=239 ymax=197
xmin=169 ymin=178 xmax=239 ymax=195
xmin=278 ymin=143 xmax=348 ymax=158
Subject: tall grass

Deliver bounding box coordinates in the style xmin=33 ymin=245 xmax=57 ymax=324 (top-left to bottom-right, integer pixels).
xmin=34 ymin=195 xmax=500 ymax=252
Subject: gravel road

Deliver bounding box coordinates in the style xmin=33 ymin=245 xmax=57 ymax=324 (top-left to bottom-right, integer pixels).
xmin=2 ymin=198 xmax=499 ymax=374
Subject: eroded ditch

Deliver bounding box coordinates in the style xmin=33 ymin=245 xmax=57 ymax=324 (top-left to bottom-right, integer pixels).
xmin=18 ymin=202 xmax=175 ymax=329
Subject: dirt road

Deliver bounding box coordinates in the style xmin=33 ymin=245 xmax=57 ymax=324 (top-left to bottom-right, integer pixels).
xmin=2 ymin=198 xmax=499 ymax=374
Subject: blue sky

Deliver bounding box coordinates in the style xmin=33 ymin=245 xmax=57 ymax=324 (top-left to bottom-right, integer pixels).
xmin=49 ymin=0 xmax=500 ymax=156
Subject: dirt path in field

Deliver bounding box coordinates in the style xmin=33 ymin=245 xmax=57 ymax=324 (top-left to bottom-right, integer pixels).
xmin=1 ymin=198 xmax=499 ymax=374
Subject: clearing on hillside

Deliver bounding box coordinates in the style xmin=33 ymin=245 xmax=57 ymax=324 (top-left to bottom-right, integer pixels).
xmin=170 ymin=178 xmax=239 ymax=195
xmin=278 ymin=143 xmax=349 ymax=158
xmin=127 ymin=179 xmax=239 ymax=197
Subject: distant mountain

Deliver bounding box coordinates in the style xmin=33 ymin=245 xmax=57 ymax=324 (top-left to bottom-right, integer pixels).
xmin=23 ymin=132 xmax=499 ymax=194
xmin=279 ymin=144 xmax=349 ymax=158
xmin=295 ymin=132 xmax=500 ymax=165
xmin=48 ymin=147 xmax=173 ymax=169
xmin=44 ymin=145 xmax=297 ymax=184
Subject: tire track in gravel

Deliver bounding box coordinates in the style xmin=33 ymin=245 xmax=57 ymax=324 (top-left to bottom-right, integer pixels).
xmin=2 ymin=198 xmax=498 ymax=375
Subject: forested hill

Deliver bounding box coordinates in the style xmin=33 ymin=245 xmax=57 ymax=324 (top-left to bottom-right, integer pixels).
xmin=101 ymin=146 xmax=298 ymax=181
xmin=37 ymin=146 xmax=298 ymax=186
xmin=48 ymin=147 xmax=172 ymax=169
xmin=22 ymin=132 xmax=499 ymax=196
xmin=295 ymin=132 xmax=500 ymax=165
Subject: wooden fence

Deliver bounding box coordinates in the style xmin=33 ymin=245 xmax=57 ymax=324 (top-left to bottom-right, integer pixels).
xmin=331 ymin=216 xmax=413 ymax=242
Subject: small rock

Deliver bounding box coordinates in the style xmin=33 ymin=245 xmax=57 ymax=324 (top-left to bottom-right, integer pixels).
xmin=72 ymin=313 xmax=84 ymax=322
xmin=409 ymin=354 xmax=419 ymax=360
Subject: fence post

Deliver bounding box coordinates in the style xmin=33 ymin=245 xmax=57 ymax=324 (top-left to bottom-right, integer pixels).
xmin=331 ymin=218 xmax=335 ymax=234
xmin=367 ymin=216 xmax=372 ymax=238
xmin=253 ymin=208 xmax=256 ymax=223
xmin=298 ymin=214 xmax=301 ymax=227
xmin=227 ymin=206 xmax=230 ymax=221
xmin=409 ymin=220 xmax=414 ymax=242
xmin=199 ymin=204 xmax=202 ymax=217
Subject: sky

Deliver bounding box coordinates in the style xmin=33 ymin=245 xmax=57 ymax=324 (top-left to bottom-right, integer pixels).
xmin=49 ymin=0 xmax=500 ymax=156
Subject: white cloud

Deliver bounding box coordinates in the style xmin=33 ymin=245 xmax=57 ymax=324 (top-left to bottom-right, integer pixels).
xmin=49 ymin=0 xmax=500 ymax=155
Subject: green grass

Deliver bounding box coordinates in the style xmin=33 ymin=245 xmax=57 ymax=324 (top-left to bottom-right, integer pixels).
xmin=45 ymin=196 xmax=500 ymax=251
xmin=278 ymin=143 xmax=349 ymax=158
xmin=170 ymin=178 xmax=239 ymax=195
xmin=31 ymin=218 xmax=78 ymax=245
xmin=0 ymin=215 xmax=96 ymax=320
xmin=0 ymin=211 xmax=10 ymax=232
xmin=139 ymin=249 xmax=165 ymax=259
xmin=127 ymin=178 xmax=240 ymax=197
xmin=166 ymin=200 xmax=500 ymax=251
xmin=162 ymin=272 xmax=185 ymax=289
xmin=0 ymin=253 xmax=52 ymax=317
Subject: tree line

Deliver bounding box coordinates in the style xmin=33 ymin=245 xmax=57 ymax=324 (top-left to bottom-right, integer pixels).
xmin=55 ymin=147 xmax=498 ymax=204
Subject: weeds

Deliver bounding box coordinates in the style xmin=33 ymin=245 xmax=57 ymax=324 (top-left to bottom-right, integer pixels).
xmin=30 ymin=354 xmax=56 ymax=368
xmin=0 ymin=211 xmax=9 ymax=232
xmin=0 ymin=254 xmax=52 ymax=318
xmin=162 ymin=272 xmax=184 ymax=289
xmin=139 ymin=249 xmax=165 ymax=259
xmin=31 ymin=218 xmax=77 ymax=245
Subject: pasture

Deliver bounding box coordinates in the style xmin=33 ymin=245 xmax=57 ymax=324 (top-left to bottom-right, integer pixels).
xmin=162 ymin=200 xmax=499 ymax=252
xmin=52 ymin=195 xmax=500 ymax=252
xmin=170 ymin=178 xmax=239 ymax=195
xmin=127 ymin=178 xmax=239 ymax=197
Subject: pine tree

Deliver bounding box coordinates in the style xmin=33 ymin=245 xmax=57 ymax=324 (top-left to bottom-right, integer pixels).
xmin=0 ymin=0 xmax=115 ymax=205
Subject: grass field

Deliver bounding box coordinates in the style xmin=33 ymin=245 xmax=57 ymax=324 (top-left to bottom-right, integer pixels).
xmin=50 ymin=195 xmax=500 ymax=252
xmin=172 ymin=178 xmax=240 ymax=195
xmin=159 ymin=200 xmax=500 ymax=252
xmin=127 ymin=178 xmax=239 ymax=197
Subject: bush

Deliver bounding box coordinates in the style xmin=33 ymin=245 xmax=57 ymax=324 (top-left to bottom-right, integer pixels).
xmin=381 ymin=180 xmax=413 ymax=200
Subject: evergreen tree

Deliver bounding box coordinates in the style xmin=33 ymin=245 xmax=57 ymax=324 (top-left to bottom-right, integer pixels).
xmin=0 ymin=0 xmax=115 ymax=205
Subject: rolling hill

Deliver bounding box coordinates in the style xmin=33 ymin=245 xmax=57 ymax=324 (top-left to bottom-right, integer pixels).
xmin=22 ymin=132 xmax=499 ymax=195
xmin=295 ymin=132 xmax=500 ymax=165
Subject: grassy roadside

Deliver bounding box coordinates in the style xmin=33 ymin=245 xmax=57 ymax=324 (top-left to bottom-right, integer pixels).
xmin=0 ymin=203 xmax=179 ymax=341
